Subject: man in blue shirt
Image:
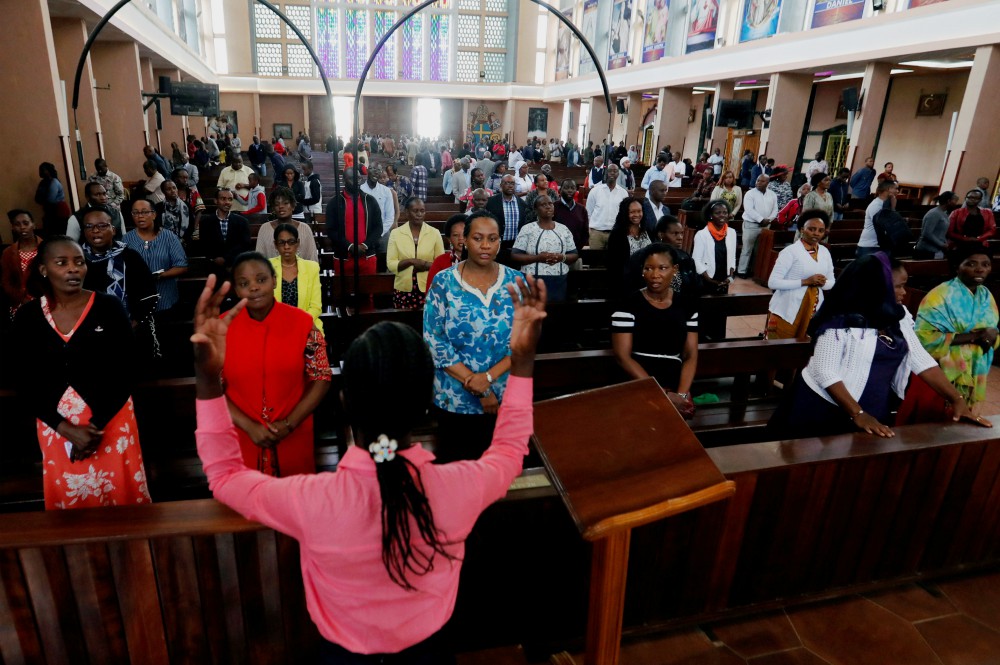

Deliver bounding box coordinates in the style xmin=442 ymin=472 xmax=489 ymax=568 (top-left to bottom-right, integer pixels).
xmin=850 ymin=156 xmax=877 ymax=204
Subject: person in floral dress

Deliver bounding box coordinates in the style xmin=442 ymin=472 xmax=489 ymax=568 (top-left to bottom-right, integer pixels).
xmin=11 ymin=236 xmax=151 ymax=509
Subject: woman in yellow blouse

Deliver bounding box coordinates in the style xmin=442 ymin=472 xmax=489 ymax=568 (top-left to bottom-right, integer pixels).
xmin=268 ymin=223 xmax=324 ymax=332
xmin=387 ymin=197 xmax=444 ymax=309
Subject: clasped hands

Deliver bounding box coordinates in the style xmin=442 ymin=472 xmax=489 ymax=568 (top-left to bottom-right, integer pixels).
xmin=802 ymin=274 xmax=827 ymax=287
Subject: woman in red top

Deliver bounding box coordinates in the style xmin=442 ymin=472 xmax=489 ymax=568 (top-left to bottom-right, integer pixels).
xmin=223 ymin=252 xmax=332 ymax=476
xmin=191 ymin=273 xmax=545 ymax=660
xmin=2 ymin=209 xmax=40 ymax=319
xmin=947 ymin=189 xmax=996 ymax=248
xmin=427 ymin=214 xmax=467 ymax=287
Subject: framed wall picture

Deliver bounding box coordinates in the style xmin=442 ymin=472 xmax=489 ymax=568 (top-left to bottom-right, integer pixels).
xmin=916 ymin=93 xmax=947 ymax=117
xmin=273 ymin=123 xmax=293 ymax=139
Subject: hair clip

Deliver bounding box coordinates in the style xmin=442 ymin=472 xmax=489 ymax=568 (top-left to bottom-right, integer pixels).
xmin=368 ymin=434 xmax=398 ymax=464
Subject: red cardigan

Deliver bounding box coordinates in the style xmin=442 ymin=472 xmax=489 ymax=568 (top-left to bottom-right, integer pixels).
xmin=1 ymin=243 xmax=33 ymax=310
xmin=947 ymin=206 xmax=996 ymax=246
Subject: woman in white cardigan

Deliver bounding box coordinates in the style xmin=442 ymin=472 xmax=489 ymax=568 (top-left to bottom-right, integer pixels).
xmin=766 ymin=211 xmax=835 ymax=339
xmin=768 ymin=252 xmax=986 ymax=439
xmin=692 ymin=200 xmax=738 ymax=340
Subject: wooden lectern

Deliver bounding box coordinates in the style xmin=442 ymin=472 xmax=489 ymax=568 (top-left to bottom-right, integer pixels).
xmin=532 ymin=378 xmax=736 ymax=665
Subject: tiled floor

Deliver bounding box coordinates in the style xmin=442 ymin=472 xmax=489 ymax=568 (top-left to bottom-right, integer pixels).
xmin=725 ymin=276 xmax=769 ymax=340
xmin=471 ymin=568 xmax=1000 ymax=664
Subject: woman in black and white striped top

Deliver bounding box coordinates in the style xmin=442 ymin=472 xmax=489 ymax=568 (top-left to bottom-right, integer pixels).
xmin=611 ymin=243 xmax=698 ymax=418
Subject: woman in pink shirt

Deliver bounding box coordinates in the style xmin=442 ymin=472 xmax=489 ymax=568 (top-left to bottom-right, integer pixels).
xmin=191 ymin=273 xmax=546 ymax=662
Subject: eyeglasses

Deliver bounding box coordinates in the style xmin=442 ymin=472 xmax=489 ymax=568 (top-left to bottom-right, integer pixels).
xmin=84 ymin=223 xmax=112 ymax=231
xmin=132 ymin=210 xmax=155 ymax=216
xmin=275 ymin=239 xmax=299 ymax=246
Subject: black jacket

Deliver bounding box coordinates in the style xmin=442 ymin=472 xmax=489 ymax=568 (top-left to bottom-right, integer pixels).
xmin=200 ymin=212 xmax=251 ymax=267
xmin=12 ymin=293 xmax=134 ymax=431
xmin=640 ymin=199 xmax=672 ymax=235
xmin=302 ymin=173 xmax=322 ymax=210
xmin=326 ymin=191 xmax=384 ymax=258
xmin=484 ymin=193 xmax=529 ymax=239
xmin=83 ymin=247 xmax=158 ymax=322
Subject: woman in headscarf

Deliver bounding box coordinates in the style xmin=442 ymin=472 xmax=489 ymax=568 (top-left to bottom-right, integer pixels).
xmin=618 ymin=157 xmax=636 ymax=191
xmin=897 ymin=244 xmax=1000 ymax=424
xmin=513 ymin=161 xmax=533 ymax=197
xmin=768 ymin=253 xmax=986 ymax=439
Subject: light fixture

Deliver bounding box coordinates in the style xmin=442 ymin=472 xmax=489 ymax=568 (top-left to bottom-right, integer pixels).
xmin=814 ymin=71 xmax=835 ymax=78
xmin=899 ymin=59 xmax=974 ymax=69
xmin=890 ymin=68 xmax=914 ymax=75
xmin=873 ymin=0 xmax=885 ymax=10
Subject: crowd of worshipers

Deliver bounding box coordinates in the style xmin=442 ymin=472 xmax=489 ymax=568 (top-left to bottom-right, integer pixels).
xmin=4 ymin=131 xmax=1000 ymax=661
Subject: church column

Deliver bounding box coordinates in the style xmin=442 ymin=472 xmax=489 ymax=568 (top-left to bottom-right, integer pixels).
xmin=844 ymin=62 xmax=891 ymax=171
xmin=90 ymin=41 xmax=148 ymax=181
xmin=566 ymin=98 xmax=582 ymax=142
xmin=503 ymin=100 xmax=515 ymax=143
xmin=139 ymin=58 xmax=158 ymax=149
xmin=654 ymin=87 xmax=692 ymax=156
xmin=0 ymin=0 xmax=76 ymax=222
xmin=51 ymin=18 xmax=103 ymax=180
xmin=759 ymin=72 xmax=812 ymax=166
xmin=940 ymin=44 xmax=1000 ymax=195
xmin=622 ymin=91 xmax=644 ymax=155
xmin=588 ymin=95 xmax=612 ymax=149
xmin=708 ymin=81 xmax=735 ymax=153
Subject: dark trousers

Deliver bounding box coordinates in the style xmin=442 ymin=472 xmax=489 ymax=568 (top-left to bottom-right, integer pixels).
xmin=318 ymin=631 xmax=455 ymax=665
xmin=432 ymin=406 xmax=497 ymax=464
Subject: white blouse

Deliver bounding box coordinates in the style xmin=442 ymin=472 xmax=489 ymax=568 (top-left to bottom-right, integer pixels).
xmin=802 ymin=311 xmax=938 ymax=405
xmin=767 ymin=241 xmax=836 ymax=324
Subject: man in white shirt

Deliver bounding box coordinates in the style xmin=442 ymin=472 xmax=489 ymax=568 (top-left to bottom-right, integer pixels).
xmin=806 ymin=152 xmax=829 ymax=179
xmin=508 ymin=147 xmax=523 ymax=168
xmin=667 ymin=152 xmax=685 ymax=188
xmin=708 ymin=148 xmax=724 ymax=178
xmin=585 ymin=164 xmax=628 ymax=249
xmin=216 ymin=155 xmax=253 ymax=211
xmin=738 ymin=174 xmax=779 ymax=277
xmin=641 ymin=154 xmax=671 ymax=189
xmin=858 ymin=180 xmax=898 ymax=258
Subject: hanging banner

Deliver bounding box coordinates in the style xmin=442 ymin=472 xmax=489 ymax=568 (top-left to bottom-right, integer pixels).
xmin=641 ymin=0 xmax=669 ymax=63
xmin=740 ymin=0 xmax=782 ymax=43
xmin=555 ymin=7 xmax=572 ymax=79
xmin=580 ymin=0 xmax=599 ymax=74
xmin=811 ymin=0 xmax=865 ymax=28
xmin=607 ymin=0 xmax=632 ymax=70
xmin=686 ymin=0 xmax=719 ymax=53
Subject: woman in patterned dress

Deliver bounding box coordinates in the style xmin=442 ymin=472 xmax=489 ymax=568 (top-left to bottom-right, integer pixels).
xmin=2 ymin=209 xmax=40 ymax=319
xmin=12 ymin=236 xmax=151 ymax=509
xmin=423 ymin=212 xmax=520 ymax=463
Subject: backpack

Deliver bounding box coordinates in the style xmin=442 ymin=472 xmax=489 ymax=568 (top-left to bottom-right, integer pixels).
xmin=873 ymin=206 xmax=912 ymax=256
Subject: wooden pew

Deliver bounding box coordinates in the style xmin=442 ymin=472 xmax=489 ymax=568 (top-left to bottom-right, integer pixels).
xmin=5 ymin=417 xmax=997 ymax=660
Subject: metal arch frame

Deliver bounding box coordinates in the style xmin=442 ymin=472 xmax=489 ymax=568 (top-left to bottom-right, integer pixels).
xmin=70 ymin=0 xmax=340 ymax=205
xmin=345 ymin=0 xmax=613 ymax=292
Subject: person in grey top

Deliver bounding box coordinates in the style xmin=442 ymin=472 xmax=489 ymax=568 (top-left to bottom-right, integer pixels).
xmin=914 ymin=191 xmax=960 ymax=259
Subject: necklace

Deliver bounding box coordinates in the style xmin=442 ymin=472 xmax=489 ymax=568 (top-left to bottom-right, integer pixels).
xmin=459 ymin=261 xmax=499 ymax=293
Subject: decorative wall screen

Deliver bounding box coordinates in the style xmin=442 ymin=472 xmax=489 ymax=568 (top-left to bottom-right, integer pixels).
xmin=251 ymin=0 xmax=508 ymax=82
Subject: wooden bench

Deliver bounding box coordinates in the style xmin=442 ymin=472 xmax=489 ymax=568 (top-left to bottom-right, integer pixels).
xmin=4 ymin=417 xmax=996 ymax=660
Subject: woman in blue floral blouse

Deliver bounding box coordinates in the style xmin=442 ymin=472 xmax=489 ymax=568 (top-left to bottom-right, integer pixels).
xmin=423 ymin=212 xmax=521 ymax=463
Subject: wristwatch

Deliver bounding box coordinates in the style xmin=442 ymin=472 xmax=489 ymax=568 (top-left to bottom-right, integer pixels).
xmin=486 ymin=371 xmax=494 ymax=385
xmin=677 ymin=392 xmax=690 ymax=400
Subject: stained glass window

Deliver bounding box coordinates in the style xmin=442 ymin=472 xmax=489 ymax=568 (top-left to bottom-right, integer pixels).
xmin=483 ymin=15 xmax=505 ymax=48
xmin=483 ymin=51 xmax=505 ymax=82
xmin=253 ymin=3 xmax=281 ymax=39
xmin=284 ymin=4 xmax=312 ymax=41
xmin=373 ymin=11 xmax=396 ymax=80
xmin=401 ymin=15 xmax=423 ymax=80
xmin=256 ymin=43 xmax=284 ymax=76
xmin=286 ymin=44 xmax=314 ymax=77
xmin=345 ymin=9 xmax=369 ymax=79
xmin=457 ymin=14 xmax=479 ymax=47
xmin=429 ymin=14 xmax=450 ymax=81
xmin=316 ymin=7 xmax=339 ymax=78
xmin=456 ymin=51 xmax=478 ymax=82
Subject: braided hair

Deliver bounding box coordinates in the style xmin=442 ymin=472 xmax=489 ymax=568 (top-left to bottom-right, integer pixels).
xmin=341 ymin=321 xmax=456 ymax=590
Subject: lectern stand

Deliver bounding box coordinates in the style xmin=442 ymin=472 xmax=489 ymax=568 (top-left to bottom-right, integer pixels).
xmin=532 ymin=379 xmax=735 ymax=665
